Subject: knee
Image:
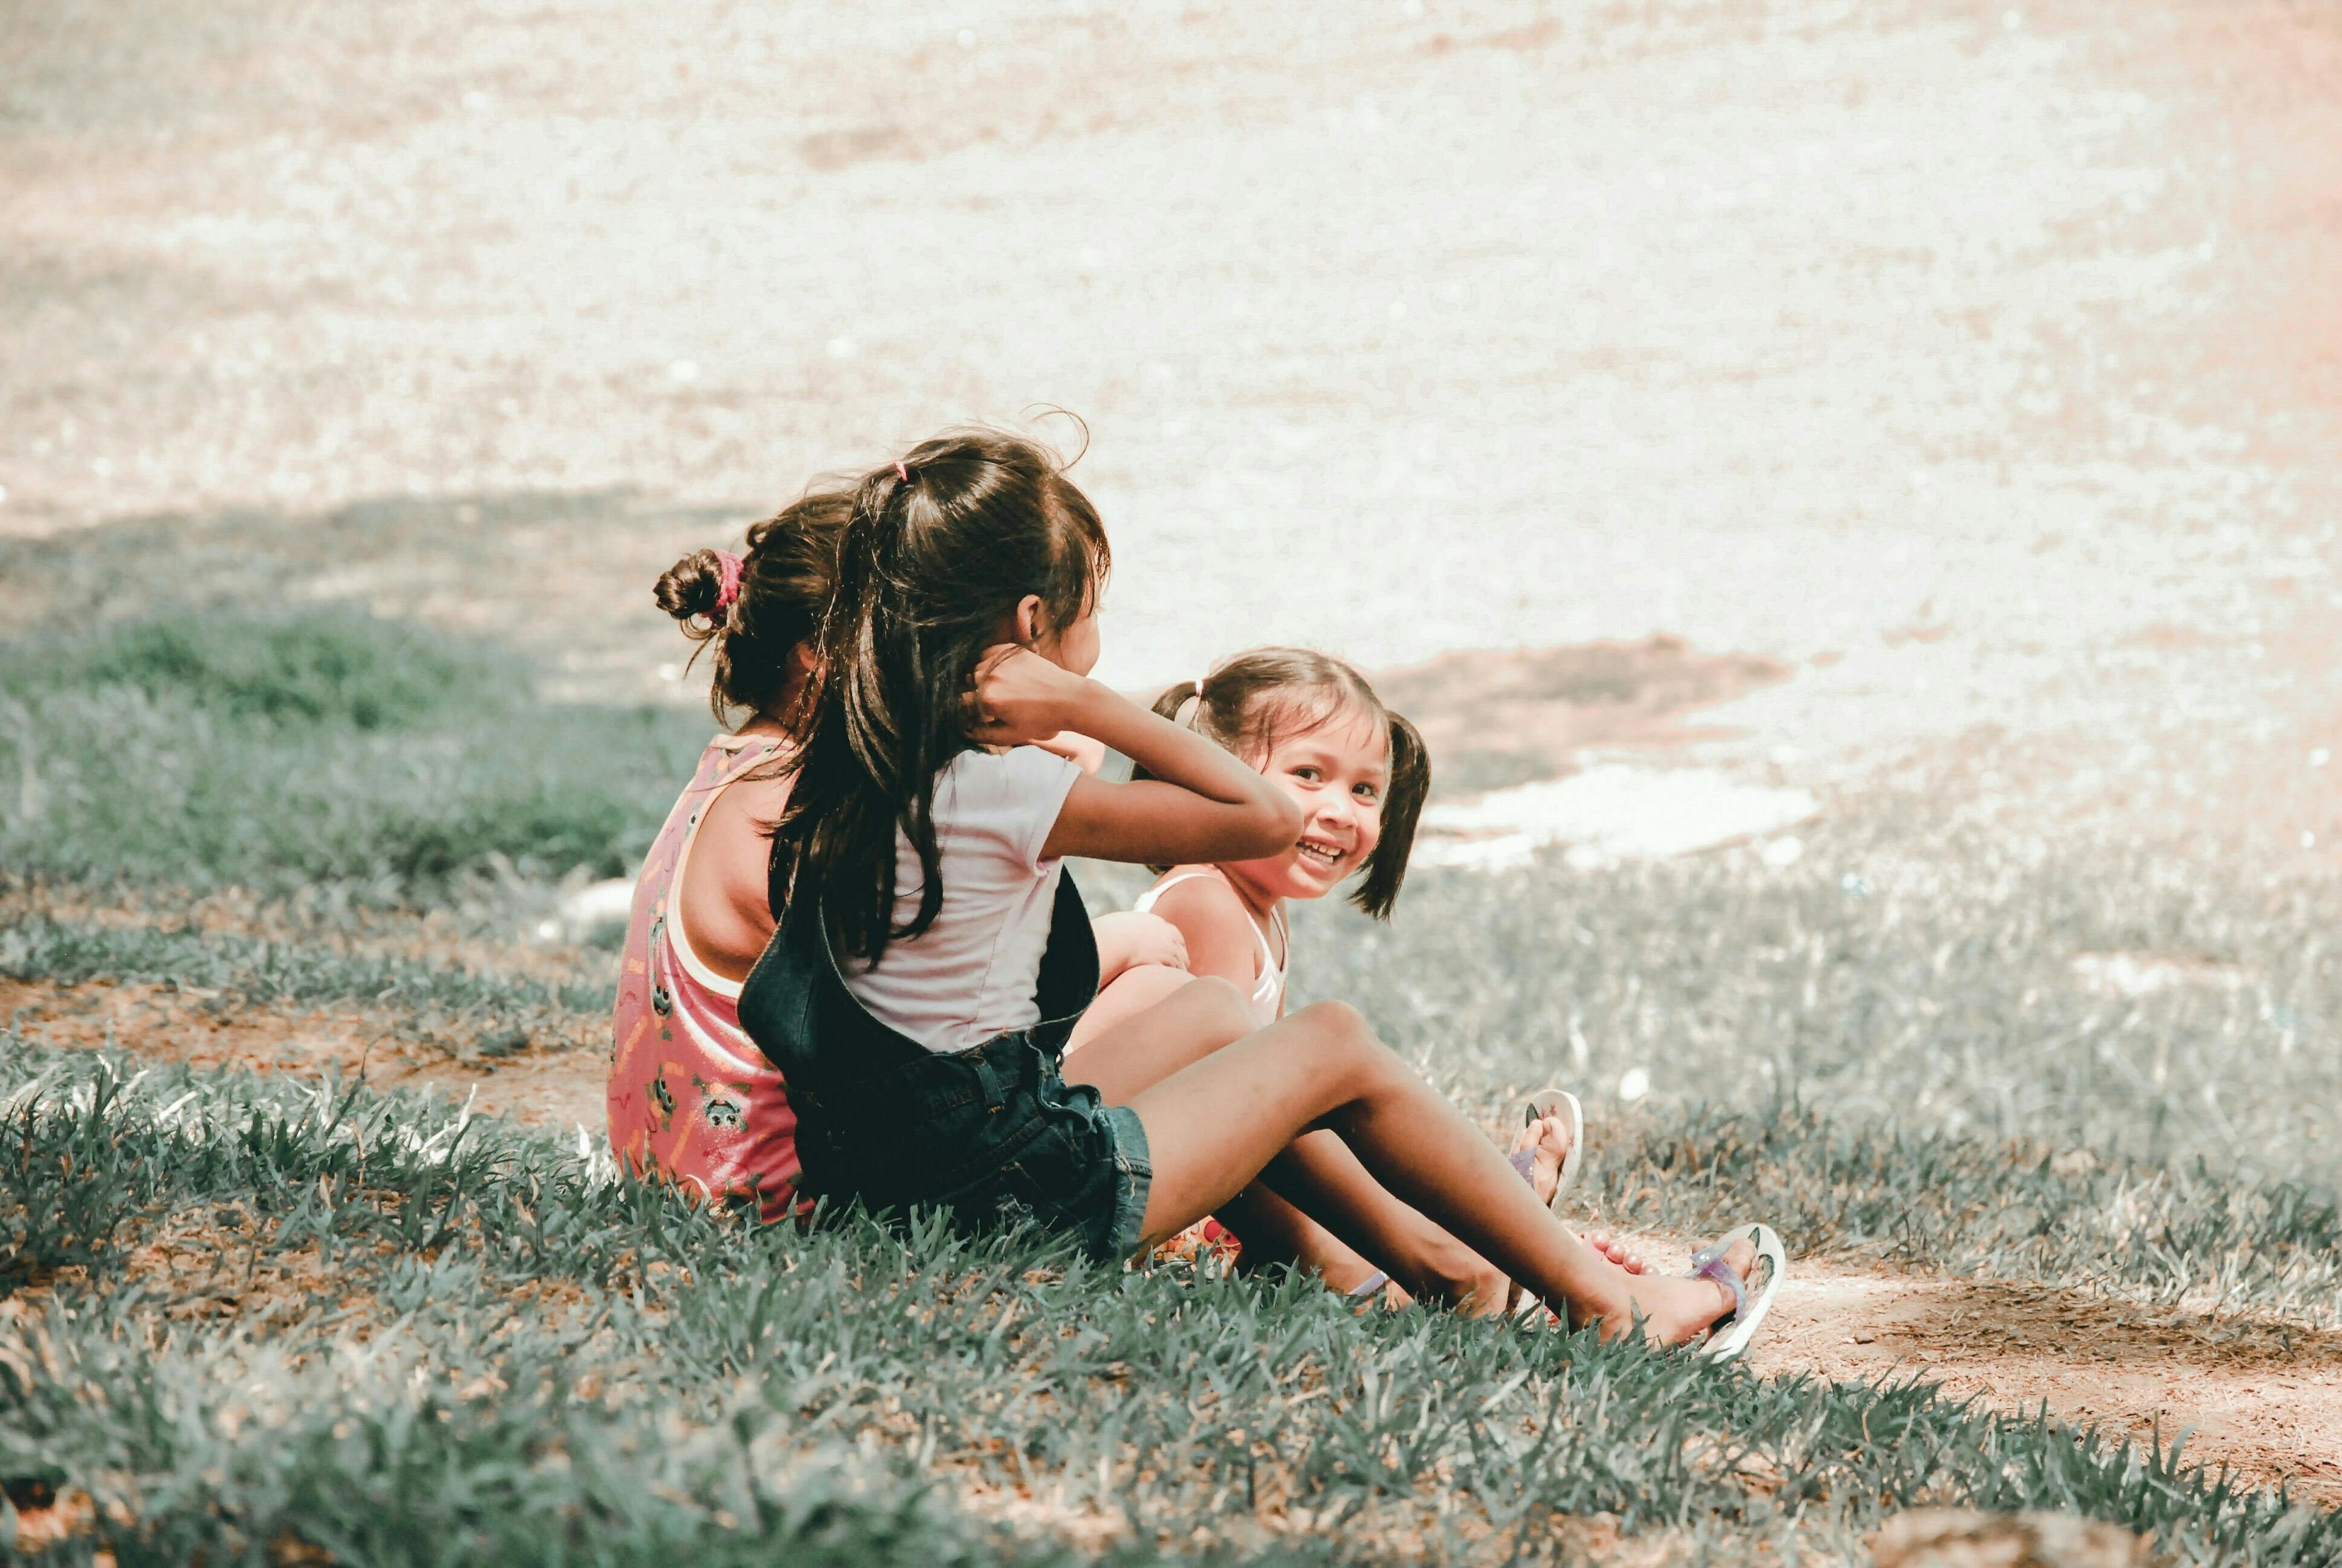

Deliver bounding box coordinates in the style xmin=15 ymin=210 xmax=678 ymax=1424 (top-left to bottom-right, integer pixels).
xmin=1291 ymin=998 xmax=1373 ymax=1044
xmin=1290 ymin=1000 xmax=1391 ymax=1065
xmin=1183 ymin=975 xmax=1256 ymax=1046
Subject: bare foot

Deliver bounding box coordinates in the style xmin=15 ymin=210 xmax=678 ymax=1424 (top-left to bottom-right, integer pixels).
xmin=1578 ymin=1229 xmax=1647 ymax=1274
xmin=1511 ymin=1231 xmax=1658 ymax=1326
xmin=1509 ymin=1111 xmax=1574 ymax=1206
xmin=1590 ymin=1234 xmax=1762 ymax=1347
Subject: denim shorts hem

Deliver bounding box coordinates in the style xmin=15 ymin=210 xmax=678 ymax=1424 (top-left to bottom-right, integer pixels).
xmin=1099 ymin=1103 xmax=1153 ymax=1262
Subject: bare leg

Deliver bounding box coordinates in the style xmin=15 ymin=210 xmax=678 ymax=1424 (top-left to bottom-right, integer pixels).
xmin=1061 ymin=973 xmax=1255 ymax=1101
xmin=1068 ymin=976 xmax=1447 ymax=1298
xmin=1067 ymin=977 xmax=1575 ymax=1314
xmin=1209 ymin=1182 xmax=1388 ymax=1297
xmin=1125 ymin=1001 xmax=1750 ymax=1345
xmin=1264 ymin=1131 xmax=1513 ymax=1314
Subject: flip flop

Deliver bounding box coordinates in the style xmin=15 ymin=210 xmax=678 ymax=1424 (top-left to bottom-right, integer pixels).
xmin=1507 ymin=1086 xmax=1584 ymax=1211
xmin=1686 ymin=1222 xmax=1787 ymax=1362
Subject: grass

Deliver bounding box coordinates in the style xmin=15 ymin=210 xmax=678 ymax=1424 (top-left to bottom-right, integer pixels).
xmin=1295 ymin=815 xmax=2342 ymax=1195
xmin=3 ymin=1040 xmax=2336 ymax=1566
xmin=1589 ymin=1098 xmax=2342 ymax=1325
xmin=1 ymin=606 xmax=2338 ymax=1561
xmin=0 ymin=608 xmax=707 ymax=903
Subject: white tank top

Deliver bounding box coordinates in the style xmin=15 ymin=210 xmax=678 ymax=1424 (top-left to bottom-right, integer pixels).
xmin=1134 ymin=868 xmax=1287 ymax=1027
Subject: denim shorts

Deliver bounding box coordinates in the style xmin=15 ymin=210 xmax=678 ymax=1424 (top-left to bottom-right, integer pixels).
xmin=793 ymin=1028 xmax=1155 ymax=1264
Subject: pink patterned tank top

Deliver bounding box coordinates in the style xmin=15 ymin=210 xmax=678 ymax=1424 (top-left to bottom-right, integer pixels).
xmin=607 ymin=733 xmax=804 ymax=1221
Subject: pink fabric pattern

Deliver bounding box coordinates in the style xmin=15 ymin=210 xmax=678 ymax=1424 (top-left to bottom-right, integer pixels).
xmin=607 ymin=734 xmax=804 ymax=1221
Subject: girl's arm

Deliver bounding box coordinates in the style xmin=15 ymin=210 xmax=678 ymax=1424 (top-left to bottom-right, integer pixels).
xmin=1090 ymin=910 xmax=1189 ymax=986
xmin=969 ymin=648 xmax=1300 ymax=865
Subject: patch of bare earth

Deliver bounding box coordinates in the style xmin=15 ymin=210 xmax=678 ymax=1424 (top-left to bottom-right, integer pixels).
xmin=1372 ymin=636 xmax=1791 ymax=792
xmin=1749 ymin=1260 xmax=2342 ymax=1507
xmin=0 ymin=977 xmax=604 ymax=1131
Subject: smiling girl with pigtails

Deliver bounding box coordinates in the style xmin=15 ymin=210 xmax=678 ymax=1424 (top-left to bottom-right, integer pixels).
xmin=1065 ymin=650 xmax=1638 ymax=1314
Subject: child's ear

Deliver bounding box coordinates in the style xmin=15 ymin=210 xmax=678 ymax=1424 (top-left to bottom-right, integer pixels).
xmin=1012 ymin=594 xmax=1045 ymax=646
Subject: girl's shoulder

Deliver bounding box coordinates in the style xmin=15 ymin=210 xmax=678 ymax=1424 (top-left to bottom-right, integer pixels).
xmin=1139 ymin=865 xmax=1251 ymax=924
xmin=936 ymin=746 xmax=1083 ymax=869
xmin=936 ymin=746 xmax=1083 ymax=826
xmin=1141 ymin=867 xmax=1270 ymax=980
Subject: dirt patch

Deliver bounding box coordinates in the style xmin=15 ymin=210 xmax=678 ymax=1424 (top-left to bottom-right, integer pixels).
xmin=1372 ymin=637 xmax=1791 ymax=796
xmin=1871 ymin=1510 xmax=2159 ymax=1568
xmin=4 ymin=1484 xmax=101 ymax=1559
xmin=0 ymin=978 xmax=605 ymax=1133
xmin=1749 ymin=1261 xmax=2342 ymax=1506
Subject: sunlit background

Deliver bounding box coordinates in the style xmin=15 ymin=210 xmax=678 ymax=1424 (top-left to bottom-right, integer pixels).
xmin=7 ymin=1 xmax=2334 ymax=799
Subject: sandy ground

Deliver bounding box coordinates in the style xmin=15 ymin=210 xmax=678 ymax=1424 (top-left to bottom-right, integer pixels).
xmin=5 ymin=0 xmax=2341 ymax=1525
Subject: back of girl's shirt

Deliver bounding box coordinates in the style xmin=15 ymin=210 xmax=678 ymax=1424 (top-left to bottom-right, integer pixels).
xmin=843 ymin=745 xmax=1081 ymax=1054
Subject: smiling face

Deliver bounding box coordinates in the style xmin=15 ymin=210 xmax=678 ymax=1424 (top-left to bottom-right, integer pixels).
xmin=1220 ymin=700 xmax=1392 ymax=906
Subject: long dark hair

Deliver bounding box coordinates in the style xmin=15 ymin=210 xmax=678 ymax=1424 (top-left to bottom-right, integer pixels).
xmin=653 ymin=489 xmax=853 ymax=724
xmin=772 ymin=429 xmax=1110 ymax=962
xmin=1148 ymin=648 xmax=1429 ymax=920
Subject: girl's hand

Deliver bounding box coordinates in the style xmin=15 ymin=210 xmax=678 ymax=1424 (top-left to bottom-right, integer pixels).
xmin=967 ymin=645 xmax=1095 ymax=750
xmin=1091 ymin=911 xmax=1189 ymax=978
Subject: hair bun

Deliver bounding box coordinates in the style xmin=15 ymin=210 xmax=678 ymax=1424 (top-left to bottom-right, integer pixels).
xmin=654 ymin=548 xmax=728 ymax=631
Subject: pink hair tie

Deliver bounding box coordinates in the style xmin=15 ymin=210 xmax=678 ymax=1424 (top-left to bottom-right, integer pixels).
xmin=895 ymin=460 xmax=911 ymax=484
xmin=711 ymin=550 xmax=745 ymax=621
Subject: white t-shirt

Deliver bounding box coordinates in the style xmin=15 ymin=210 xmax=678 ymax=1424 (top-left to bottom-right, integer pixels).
xmin=842 ymin=745 xmax=1083 ymax=1054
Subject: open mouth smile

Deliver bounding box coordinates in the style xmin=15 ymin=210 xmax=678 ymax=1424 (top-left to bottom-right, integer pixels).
xmin=1295 ymin=838 xmax=1348 ymax=870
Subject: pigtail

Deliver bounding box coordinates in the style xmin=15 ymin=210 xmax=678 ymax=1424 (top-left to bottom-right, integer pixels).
xmin=653 ymin=549 xmax=730 ymax=629
xmin=1148 ymin=680 xmax=1200 ymax=726
xmin=1351 ymin=710 xmax=1429 ymax=920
